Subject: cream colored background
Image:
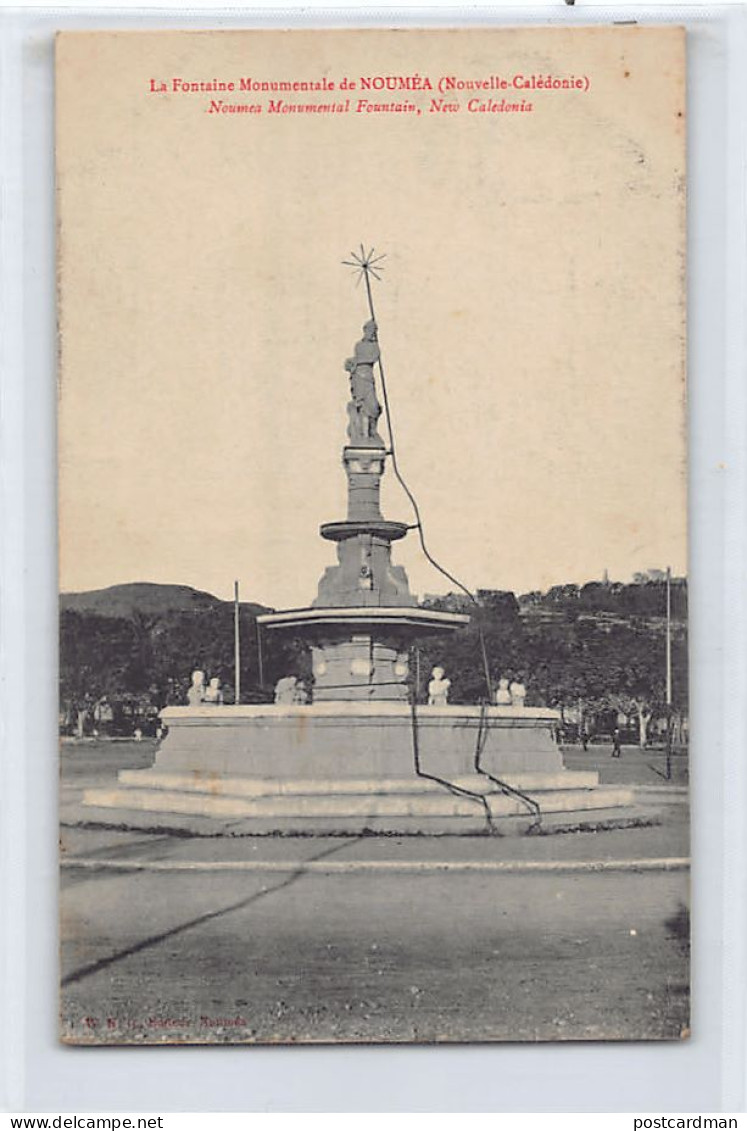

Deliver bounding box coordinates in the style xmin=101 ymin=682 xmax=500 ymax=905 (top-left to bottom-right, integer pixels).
xmin=57 ymin=27 xmax=686 ymax=608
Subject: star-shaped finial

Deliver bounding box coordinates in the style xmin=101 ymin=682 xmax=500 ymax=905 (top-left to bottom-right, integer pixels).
xmin=342 ymin=244 xmax=386 ymax=287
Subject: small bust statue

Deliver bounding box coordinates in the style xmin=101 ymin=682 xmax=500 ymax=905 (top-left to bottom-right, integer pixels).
xmin=274 ymin=675 xmax=298 ymax=706
xmin=187 ymin=669 xmax=206 ymax=706
xmin=509 ymin=679 xmax=527 ymax=707
xmin=495 ymin=677 xmax=512 ymax=706
xmin=293 ymin=680 xmax=309 ymax=705
xmin=427 ymin=666 xmax=451 ymax=707
xmin=204 ymin=677 xmax=223 ymax=705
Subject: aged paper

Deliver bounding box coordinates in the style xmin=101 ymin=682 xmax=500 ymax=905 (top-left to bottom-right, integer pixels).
xmin=58 ymin=28 xmax=688 ymax=1045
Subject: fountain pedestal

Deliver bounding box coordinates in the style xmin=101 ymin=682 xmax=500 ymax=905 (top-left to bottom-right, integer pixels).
xmin=258 ymin=436 xmax=469 ymax=700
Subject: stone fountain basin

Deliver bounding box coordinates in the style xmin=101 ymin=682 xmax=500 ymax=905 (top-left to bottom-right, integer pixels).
xmin=147 ymin=702 xmax=563 ymax=780
xmin=257 ymin=606 xmax=470 ymax=634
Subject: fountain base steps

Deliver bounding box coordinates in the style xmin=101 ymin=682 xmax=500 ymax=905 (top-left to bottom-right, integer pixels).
xmin=79 ymin=705 xmax=647 ymax=835
xmin=83 ymin=770 xmax=639 ymax=835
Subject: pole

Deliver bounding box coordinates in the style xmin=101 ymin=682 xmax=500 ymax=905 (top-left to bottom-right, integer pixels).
xmin=234 ymin=580 xmax=241 ymax=706
xmin=665 ymin=566 xmax=672 ymax=706
xmin=665 ymin=566 xmax=672 ymax=780
xmin=362 ymin=259 xmax=376 ymax=326
xmin=256 ymin=618 xmax=264 ymax=692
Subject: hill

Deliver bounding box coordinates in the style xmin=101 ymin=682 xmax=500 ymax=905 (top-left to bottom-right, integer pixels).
xmin=60 ymin=582 xmax=270 ymax=620
xmin=59 ymin=582 xmax=293 ymax=718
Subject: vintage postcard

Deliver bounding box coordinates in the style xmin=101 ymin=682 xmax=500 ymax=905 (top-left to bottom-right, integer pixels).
xmin=57 ymin=27 xmax=688 ymax=1045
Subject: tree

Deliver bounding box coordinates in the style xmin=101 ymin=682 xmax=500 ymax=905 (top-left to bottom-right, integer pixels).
xmin=591 ymin=623 xmax=666 ymax=746
xmin=60 ymin=610 xmax=138 ymax=708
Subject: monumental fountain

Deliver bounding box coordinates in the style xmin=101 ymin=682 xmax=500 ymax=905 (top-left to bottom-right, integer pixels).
xmin=84 ymin=255 xmax=636 ymax=833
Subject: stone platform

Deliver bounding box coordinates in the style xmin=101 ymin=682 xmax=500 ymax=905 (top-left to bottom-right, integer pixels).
xmin=82 ymin=704 xmax=638 ymax=835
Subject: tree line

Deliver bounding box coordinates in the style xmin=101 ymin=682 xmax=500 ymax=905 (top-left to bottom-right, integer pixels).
xmin=59 ymin=578 xmax=687 ymax=745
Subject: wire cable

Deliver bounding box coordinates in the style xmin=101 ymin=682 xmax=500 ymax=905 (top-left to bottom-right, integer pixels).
xmin=359 ymin=267 xmax=494 ymax=700
xmin=358 ymin=262 xmax=540 ymax=829
xmin=409 ymin=677 xmax=496 ymax=835
xmin=473 ymin=700 xmax=542 ymax=829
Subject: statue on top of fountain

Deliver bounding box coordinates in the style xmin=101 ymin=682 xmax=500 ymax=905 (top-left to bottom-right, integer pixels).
xmin=345 ymin=320 xmax=385 ymax=448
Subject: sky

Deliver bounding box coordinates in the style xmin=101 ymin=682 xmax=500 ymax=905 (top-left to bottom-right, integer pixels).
xmin=57 ymin=27 xmax=687 ymax=608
